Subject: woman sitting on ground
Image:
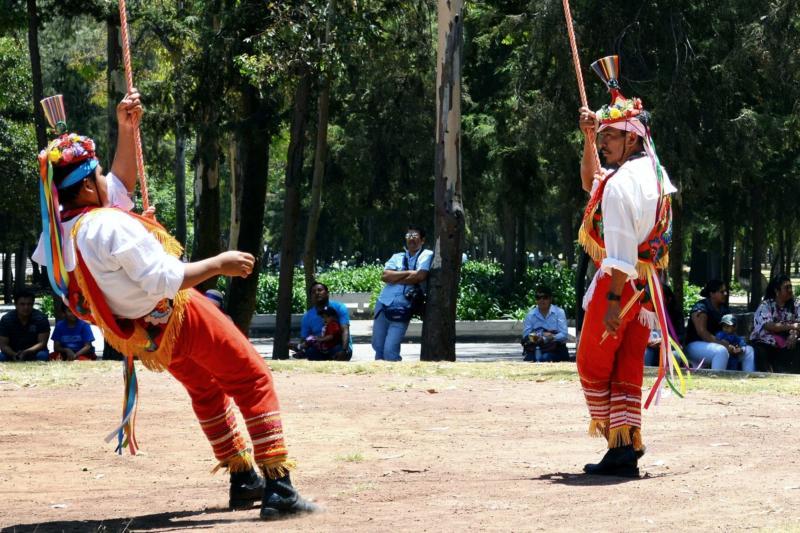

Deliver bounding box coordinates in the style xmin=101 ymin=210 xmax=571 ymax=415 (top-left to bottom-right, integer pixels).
xmin=684 ymin=279 xmax=755 ymax=372
xmin=750 ymin=274 xmax=800 ymax=373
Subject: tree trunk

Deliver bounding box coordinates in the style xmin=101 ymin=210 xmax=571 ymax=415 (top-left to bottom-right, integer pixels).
xmin=106 ymin=16 xmax=124 ymax=160
xmin=669 ymin=192 xmax=685 ymax=314
xmin=227 ymin=85 xmax=273 ymax=335
xmin=14 ymin=243 xmax=27 ymax=292
xmin=174 ymin=129 xmax=187 ymax=247
xmin=303 ymin=0 xmax=335 ymax=306
xmin=749 ymin=187 xmax=765 ymax=311
xmin=560 ymin=193 xmax=576 ymax=267
xmin=721 ymin=222 xmax=733 ymax=291
xmin=2 ymin=253 xmax=12 ymax=303
xmin=228 ymin=139 xmax=241 ymax=251
xmin=501 ymin=203 xmax=515 ymax=292
xmin=191 ymin=114 xmax=222 ymax=291
xmin=515 ymin=214 xmax=527 ymax=282
xmin=420 ymin=0 xmax=465 ymax=362
xmin=575 ymin=250 xmax=589 ymax=333
xmin=273 ymin=70 xmax=312 ymax=360
xmin=26 ymin=0 xmax=46 ymax=150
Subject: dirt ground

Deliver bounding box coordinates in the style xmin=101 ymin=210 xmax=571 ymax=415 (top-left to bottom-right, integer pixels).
xmin=1 ymin=363 xmax=799 ymax=532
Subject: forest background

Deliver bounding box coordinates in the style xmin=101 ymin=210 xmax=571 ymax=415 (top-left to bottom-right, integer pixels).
xmin=0 ymin=0 xmax=798 ymax=355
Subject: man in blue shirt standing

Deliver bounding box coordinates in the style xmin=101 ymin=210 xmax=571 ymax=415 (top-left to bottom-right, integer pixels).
xmin=291 ymin=281 xmax=352 ymax=361
xmin=521 ymin=285 xmax=569 ymax=362
xmin=372 ymin=225 xmax=434 ymax=361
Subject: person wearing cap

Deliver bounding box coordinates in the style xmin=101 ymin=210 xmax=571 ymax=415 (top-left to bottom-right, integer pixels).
xmin=30 ymin=91 xmax=316 ymax=520
xmin=575 ymin=56 xmax=677 ymax=477
xmin=205 ymin=289 xmax=225 ymax=309
xmin=684 ymin=279 xmax=754 ymax=372
xmin=715 ymin=314 xmax=754 ymax=371
xmin=520 ymin=285 xmax=569 ymax=362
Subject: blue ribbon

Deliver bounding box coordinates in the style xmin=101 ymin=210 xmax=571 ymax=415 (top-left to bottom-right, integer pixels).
xmin=59 ymin=159 xmax=98 ymax=189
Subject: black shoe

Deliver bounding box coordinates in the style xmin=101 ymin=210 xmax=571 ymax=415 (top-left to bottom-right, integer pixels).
xmin=583 ymin=445 xmax=639 ymax=478
xmin=260 ymin=474 xmax=319 ymax=520
xmin=635 ymin=445 xmax=646 ymax=460
xmin=229 ymin=468 xmax=265 ymax=509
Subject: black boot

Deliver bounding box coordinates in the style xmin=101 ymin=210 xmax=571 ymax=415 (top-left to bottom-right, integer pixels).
xmin=260 ymin=474 xmax=319 ymax=520
xmin=583 ymin=444 xmax=639 ymax=477
xmin=229 ymin=468 xmax=265 ymax=510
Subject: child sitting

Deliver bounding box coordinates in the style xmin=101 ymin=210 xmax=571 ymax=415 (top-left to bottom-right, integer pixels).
xmin=51 ymin=306 xmax=96 ymax=361
xmin=309 ymin=306 xmax=343 ymax=361
xmin=716 ymin=314 xmax=748 ymax=371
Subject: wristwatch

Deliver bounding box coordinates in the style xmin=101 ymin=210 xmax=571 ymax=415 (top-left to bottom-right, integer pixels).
xmin=606 ymin=292 xmax=621 ymax=301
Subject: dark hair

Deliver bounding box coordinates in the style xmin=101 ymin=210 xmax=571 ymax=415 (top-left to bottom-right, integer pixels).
xmin=699 ymin=279 xmax=725 ymax=298
xmin=311 ymin=281 xmax=329 ymax=293
xmin=317 ymin=306 xmax=339 ymax=319
xmin=13 ymin=288 xmax=35 ymax=303
xmin=52 ymin=161 xmax=89 ymax=206
xmin=765 ymin=274 xmax=793 ymax=305
xmin=535 ymin=285 xmax=553 ymax=298
xmin=407 ymin=224 xmax=426 ymax=239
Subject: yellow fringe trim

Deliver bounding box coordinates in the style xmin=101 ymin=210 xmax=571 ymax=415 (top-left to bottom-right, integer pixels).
xmin=579 ymin=224 xmax=670 ymax=277
xmin=632 ymin=428 xmax=644 ymax=452
xmin=258 ymin=458 xmax=297 ymax=480
xmin=588 ymin=419 xmax=608 ymax=439
xmin=71 ymin=209 xmax=190 ymax=371
xmin=607 ymin=425 xmax=635 ymax=449
xmin=210 ymin=450 xmax=255 ymax=474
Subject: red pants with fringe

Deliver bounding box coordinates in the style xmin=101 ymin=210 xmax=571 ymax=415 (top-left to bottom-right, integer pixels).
xmin=167 ymin=290 xmax=288 ymax=473
xmin=576 ymin=274 xmax=649 ymax=450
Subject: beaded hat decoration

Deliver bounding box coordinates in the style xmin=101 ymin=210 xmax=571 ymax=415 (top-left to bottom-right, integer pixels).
xmin=37 ymin=94 xmax=100 ymax=297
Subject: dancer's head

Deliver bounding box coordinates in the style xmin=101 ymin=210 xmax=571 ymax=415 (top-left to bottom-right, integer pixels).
xmin=591 ymin=55 xmax=651 ymax=166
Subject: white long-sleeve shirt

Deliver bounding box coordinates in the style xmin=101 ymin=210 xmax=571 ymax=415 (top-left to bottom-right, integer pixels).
xmin=597 ymin=156 xmax=676 ymax=279
xmin=73 ymin=209 xmax=184 ymax=318
xmin=33 ymin=173 xmax=183 ymax=318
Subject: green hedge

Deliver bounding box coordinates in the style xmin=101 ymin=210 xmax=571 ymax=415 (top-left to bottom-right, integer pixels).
xmin=251 ymin=261 xmax=576 ymax=319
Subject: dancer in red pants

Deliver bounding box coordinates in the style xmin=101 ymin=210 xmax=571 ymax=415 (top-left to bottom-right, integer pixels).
xmin=33 ymin=91 xmax=316 ymax=520
xmin=575 ymin=57 xmax=676 ymax=477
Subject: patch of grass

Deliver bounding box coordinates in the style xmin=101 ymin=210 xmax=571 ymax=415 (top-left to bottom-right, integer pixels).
xmin=0 ymin=361 xmax=118 ymax=388
xmin=335 ymin=452 xmax=365 ymax=462
xmin=384 ymin=382 xmax=416 ymax=392
xmin=3 ymin=359 xmax=800 ymax=397
xmin=267 ymin=360 xmax=800 ymax=396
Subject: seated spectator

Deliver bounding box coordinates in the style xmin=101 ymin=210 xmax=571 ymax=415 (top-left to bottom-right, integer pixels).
xmin=750 ymin=274 xmax=800 ymax=373
xmin=51 ymin=306 xmax=96 ymax=361
xmin=204 ymin=288 xmax=233 ymax=320
xmin=301 ymin=306 xmax=344 ymax=361
xmin=684 ymin=279 xmax=755 ymax=372
xmin=205 ymin=289 xmax=225 ymax=310
xmin=0 ymin=289 xmax=50 ymax=362
xmin=521 ymin=285 xmax=569 ymax=362
xmin=716 ymin=314 xmax=750 ymax=371
xmin=644 ymin=284 xmax=684 ymax=367
xmin=290 ymin=281 xmax=352 ymax=361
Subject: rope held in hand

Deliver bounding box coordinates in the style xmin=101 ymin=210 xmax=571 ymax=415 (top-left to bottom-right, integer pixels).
xmin=561 ymin=0 xmax=602 ymax=173
xmin=118 ymin=0 xmax=150 ymax=211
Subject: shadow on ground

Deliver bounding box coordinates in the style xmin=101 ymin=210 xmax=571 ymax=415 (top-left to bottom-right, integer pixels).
xmin=0 ymin=507 xmax=274 ymax=532
xmin=531 ymin=471 xmax=671 ymax=486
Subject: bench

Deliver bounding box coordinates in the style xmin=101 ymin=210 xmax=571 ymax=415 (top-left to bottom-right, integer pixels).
xmin=331 ymin=292 xmax=373 ymax=319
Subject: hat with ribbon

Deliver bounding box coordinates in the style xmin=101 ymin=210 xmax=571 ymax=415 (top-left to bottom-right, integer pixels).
xmin=37 ymin=95 xmax=100 ymax=297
